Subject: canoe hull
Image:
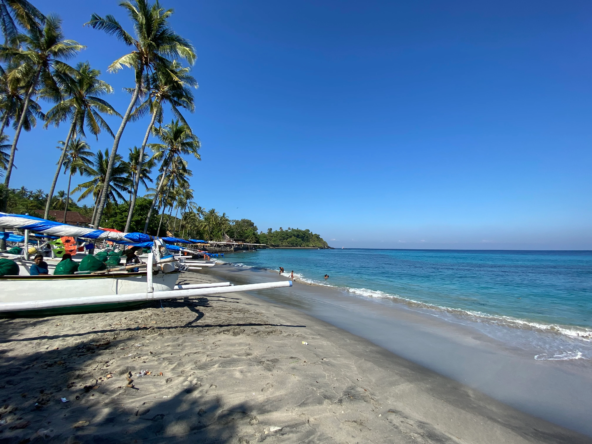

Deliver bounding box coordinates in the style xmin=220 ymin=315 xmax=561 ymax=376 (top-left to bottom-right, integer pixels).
xmin=0 ymin=271 xmax=179 ymax=317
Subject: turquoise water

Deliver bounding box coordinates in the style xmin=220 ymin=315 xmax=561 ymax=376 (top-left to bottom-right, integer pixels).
xmin=221 ymin=249 xmax=592 ymax=359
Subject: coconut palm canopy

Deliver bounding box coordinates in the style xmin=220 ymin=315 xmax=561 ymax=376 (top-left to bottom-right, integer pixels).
xmin=86 ymin=0 xmax=197 ymax=227
xmin=0 ymin=14 xmax=83 ymax=200
xmin=0 ymin=0 xmax=45 ymax=42
xmin=72 ymin=148 xmax=129 ymax=206
xmin=42 ymin=60 xmax=120 ymax=219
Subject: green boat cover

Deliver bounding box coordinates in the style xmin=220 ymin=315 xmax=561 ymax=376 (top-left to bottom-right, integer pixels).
xmin=105 ymin=256 xmax=121 ymax=267
xmin=79 ymin=255 xmax=107 ymax=272
xmin=95 ymin=251 xmax=109 ymax=262
xmin=0 ymin=258 xmax=19 ymax=276
xmin=54 ymin=258 xmax=79 ymax=275
xmin=7 ymin=246 xmax=21 ymax=254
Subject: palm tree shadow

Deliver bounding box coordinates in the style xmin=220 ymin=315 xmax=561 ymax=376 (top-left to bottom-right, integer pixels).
xmin=0 ymin=341 xmax=257 ymax=443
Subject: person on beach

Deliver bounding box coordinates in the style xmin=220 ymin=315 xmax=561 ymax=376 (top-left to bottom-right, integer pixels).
xmin=124 ymin=248 xmax=142 ymax=272
xmin=290 ymin=270 xmax=294 ymax=280
xmin=324 ymin=274 xmax=329 ymax=280
xmin=30 ymin=254 xmax=49 ymax=275
xmin=279 ymin=267 xmax=284 ymax=275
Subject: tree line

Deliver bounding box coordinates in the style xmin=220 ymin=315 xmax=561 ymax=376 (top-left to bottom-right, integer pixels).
xmin=3 ymin=185 xmax=329 ymax=247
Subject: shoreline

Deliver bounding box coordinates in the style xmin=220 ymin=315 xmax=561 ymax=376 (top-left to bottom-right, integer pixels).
xmin=0 ymin=271 xmax=589 ymax=442
xmin=204 ymin=264 xmax=592 ymax=438
xmin=217 ymin=257 xmax=592 ymax=343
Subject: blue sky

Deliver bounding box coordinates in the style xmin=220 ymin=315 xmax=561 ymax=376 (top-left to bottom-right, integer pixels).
xmin=6 ymin=0 xmax=592 ymax=249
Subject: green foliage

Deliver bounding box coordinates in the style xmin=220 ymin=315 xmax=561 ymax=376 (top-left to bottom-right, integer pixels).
xmin=259 ymin=228 xmax=328 ymax=248
xmin=102 ymin=197 xmax=161 ymax=234
xmin=228 ymin=219 xmax=259 ymax=243
xmin=2 ymin=185 xmax=88 ymax=215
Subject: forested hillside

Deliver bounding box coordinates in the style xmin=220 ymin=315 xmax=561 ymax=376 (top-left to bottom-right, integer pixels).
xmin=258 ymin=228 xmax=329 ymax=248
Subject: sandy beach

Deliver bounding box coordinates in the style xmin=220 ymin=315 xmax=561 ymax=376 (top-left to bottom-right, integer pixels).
xmin=0 ymin=270 xmax=589 ymax=443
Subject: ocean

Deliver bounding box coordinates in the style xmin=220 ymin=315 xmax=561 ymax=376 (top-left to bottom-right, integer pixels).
xmin=219 ymin=248 xmax=592 ymax=362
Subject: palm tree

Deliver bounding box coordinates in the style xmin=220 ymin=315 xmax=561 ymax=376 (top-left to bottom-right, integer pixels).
xmin=61 ymin=138 xmax=93 ymax=223
xmin=0 ymin=63 xmax=45 ymax=138
xmin=124 ymin=60 xmax=197 ymax=232
xmin=53 ymin=190 xmax=67 ymax=210
xmin=125 ymin=146 xmax=154 ymax=201
xmin=72 ymin=149 xmax=129 ymax=224
xmin=43 ymin=61 xmax=120 ymax=219
xmin=153 ymin=157 xmax=191 ymax=236
xmin=199 ymin=208 xmax=219 ymax=241
xmin=143 ymin=119 xmax=199 ymax=233
xmin=0 ymin=0 xmax=45 ymax=42
xmin=0 ymin=15 xmax=83 ymax=207
xmin=171 ymin=185 xmax=194 ymax=232
xmin=86 ymin=0 xmax=196 ymax=228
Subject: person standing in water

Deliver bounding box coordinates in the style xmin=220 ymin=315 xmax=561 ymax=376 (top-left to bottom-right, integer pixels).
xmin=324 ymin=274 xmax=329 ymax=280
xmin=290 ymin=270 xmax=294 ymax=281
xmin=279 ymin=267 xmax=284 ymax=275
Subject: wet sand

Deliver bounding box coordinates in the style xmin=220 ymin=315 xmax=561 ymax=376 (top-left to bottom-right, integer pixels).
xmin=0 ymin=271 xmax=589 ymax=443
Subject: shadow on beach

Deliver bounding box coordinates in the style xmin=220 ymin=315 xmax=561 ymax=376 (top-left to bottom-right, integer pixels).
xmin=0 ymin=296 xmax=305 ymax=443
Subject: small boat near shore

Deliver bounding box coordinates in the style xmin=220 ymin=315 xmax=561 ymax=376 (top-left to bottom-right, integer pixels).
xmin=0 ymin=213 xmax=292 ymax=317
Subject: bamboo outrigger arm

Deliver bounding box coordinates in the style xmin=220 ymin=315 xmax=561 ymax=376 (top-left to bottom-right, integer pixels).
xmin=0 ymin=281 xmax=293 ymax=312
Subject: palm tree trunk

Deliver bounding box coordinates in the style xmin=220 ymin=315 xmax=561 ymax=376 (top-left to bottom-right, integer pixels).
xmin=90 ymin=193 xmax=99 ymax=226
xmin=143 ymin=165 xmax=169 ymax=234
xmin=157 ymin=207 xmax=166 ymax=237
xmin=173 ymin=207 xmax=180 ymax=231
xmin=63 ymin=171 xmax=73 ymax=223
xmin=2 ymin=65 xmax=41 ymax=209
xmin=93 ymin=80 xmax=142 ymax=228
xmin=44 ymin=121 xmax=76 ymax=219
xmin=124 ymin=109 xmax=157 ymax=233
xmin=157 ymin=185 xmax=172 ymax=236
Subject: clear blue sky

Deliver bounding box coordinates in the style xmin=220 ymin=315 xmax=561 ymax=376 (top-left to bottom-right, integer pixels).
xmin=7 ymin=0 xmax=592 ymax=249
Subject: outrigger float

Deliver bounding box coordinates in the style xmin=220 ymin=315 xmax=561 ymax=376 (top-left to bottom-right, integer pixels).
xmin=0 ymin=212 xmax=291 ymax=317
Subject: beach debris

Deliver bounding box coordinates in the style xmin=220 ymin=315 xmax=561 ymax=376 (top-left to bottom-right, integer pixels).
xmin=137 ymin=370 xmax=151 ymax=377
xmin=73 ymin=420 xmax=89 ymax=429
xmin=106 ymin=373 xmax=113 ymax=379
xmin=159 ymin=372 xmax=163 ymax=376
xmin=269 ymin=426 xmax=282 ymax=433
xmin=60 ymin=398 xmax=68 ymax=403
xmin=302 ymin=341 xmax=308 ymax=345
xmin=83 ymin=384 xmax=99 ymax=393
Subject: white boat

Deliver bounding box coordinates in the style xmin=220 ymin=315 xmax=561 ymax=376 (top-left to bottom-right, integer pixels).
xmin=0 ymin=213 xmax=292 ymax=316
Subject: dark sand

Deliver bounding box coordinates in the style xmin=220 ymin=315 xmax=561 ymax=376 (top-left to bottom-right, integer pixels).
xmin=0 ymin=271 xmax=589 ymax=443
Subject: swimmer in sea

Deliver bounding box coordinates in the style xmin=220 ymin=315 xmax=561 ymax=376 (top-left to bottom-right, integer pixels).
xmin=324 ymin=274 xmax=329 ymax=280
